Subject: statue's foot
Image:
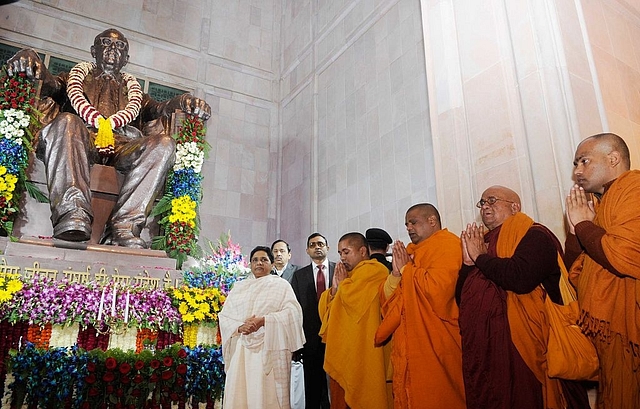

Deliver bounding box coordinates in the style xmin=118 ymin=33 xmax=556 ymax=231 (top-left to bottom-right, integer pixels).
xmin=53 ymin=211 xmax=92 ymax=242
xmin=102 ymin=229 xmax=146 ymax=249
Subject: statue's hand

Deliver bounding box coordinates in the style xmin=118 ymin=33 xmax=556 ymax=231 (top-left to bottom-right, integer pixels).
xmin=7 ymin=49 xmax=47 ymax=80
xmin=179 ymin=95 xmax=211 ymax=120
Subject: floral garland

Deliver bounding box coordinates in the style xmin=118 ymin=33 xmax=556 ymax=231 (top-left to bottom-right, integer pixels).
xmin=66 ymin=61 xmax=142 ymax=156
xmin=152 ymin=115 xmax=209 ymax=267
xmin=0 ymin=69 xmax=46 ymax=236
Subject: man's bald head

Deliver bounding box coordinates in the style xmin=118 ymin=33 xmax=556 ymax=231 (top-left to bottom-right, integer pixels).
xmin=573 ymin=133 xmax=631 ymax=194
xmin=406 ymin=203 xmax=441 ymax=229
xmin=478 ymin=186 xmax=522 ymax=230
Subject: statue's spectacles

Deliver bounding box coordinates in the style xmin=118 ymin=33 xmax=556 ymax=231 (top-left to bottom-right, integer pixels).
xmin=476 ymin=197 xmax=515 ymax=208
xmin=100 ymin=37 xmax=127 ymax=50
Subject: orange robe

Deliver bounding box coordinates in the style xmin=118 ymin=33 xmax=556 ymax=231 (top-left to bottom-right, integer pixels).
xmin=568 ymin=170 xmax=640 ymax=408
xmin=319 ymin=259 xmax=391 ymax=409
xmin=375 ymin=229 xmax=465 ymax=409
xmin=500 ymin=213 xmax=565 ymax=409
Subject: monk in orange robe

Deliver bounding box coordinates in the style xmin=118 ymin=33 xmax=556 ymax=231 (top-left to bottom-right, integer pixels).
xmin=374 ymin=203 xmax=465 ymax=408
xmin=319 ymin=232 xmax=391 ymax=409
xmin=565 ymin=133 xmax=640 ymax=409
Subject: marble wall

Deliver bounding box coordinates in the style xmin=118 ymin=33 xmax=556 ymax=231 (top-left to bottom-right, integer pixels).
xmin=1 ymin=0 xmax=638 ymax=265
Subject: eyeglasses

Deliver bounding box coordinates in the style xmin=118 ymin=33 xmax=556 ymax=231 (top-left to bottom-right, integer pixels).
xmin=100 ymin=37 xmax=127 ymax=50
xmin=308 ymin=242 xmax=326 ymax=249
xmin=476 ymin=197 xmax=515 ymax=208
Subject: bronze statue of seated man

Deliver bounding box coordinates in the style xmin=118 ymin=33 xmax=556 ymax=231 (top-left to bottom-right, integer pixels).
xmin=7 ymin=28 xmax=211 ymax=248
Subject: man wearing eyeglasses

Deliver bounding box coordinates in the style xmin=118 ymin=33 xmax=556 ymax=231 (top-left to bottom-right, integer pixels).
xmin=290 ymin=233 xmax=334 ymax=409
xmin=6 ymin=28 xmax=210 ymax=248
xmin=457 ymin=186 xmax=589 ymax=409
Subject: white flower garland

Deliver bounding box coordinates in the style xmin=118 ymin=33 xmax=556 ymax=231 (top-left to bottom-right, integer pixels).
xmin=67 ymin=62 xmax=142 ymax=155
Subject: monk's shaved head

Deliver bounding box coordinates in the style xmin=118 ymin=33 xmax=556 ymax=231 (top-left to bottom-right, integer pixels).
xmin=406 ymin=203 xmax=441 ymax=229
xmin=580 ymin=132 xmax=631 ymax=170
xmin=483 ymin=186 xmax=521 ymax=206
xmin=478 ymin=186 xmax=522 ymax=230
xmin=339 ymin=232 xmax=368 ymax=253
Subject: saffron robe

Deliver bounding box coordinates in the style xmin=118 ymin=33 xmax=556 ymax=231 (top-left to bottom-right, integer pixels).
xmin=566 ymin=170 xmax=640 ymax=408
xmin=219 ymin=274 xmax=305 ymax=409
xmin=375 ymin=228 xmax=465 ymax=408
xmin=318 ymin=259 xmax=391 ymax=409
xmin=457 ymin=213 xmax=568 ymax=409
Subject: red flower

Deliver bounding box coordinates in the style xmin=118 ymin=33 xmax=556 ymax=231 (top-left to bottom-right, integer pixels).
xmin=106 ymin=385 xmax=115 ymax=394
xmin=117 ymin=388 xmax=124 ymax=397
xmin=121 ymin=376 xmax=130 ymax=384
xmin=131 ymin=389 xmax=141 ymax=397
xmin=170 ymin=393 xmax=179 ymax=401
xmin=88 ymin=387 xmax=99 ymax=397
xmin=133 ymin=374 xmax=143 ymax=384
xmin=176 ymin=377 xmax=185 ymax=387
xmin=105 ymin=357 xmax=118 ymax=370
xmin=161 ymin=370 xmax=174 ymax=380
xmin=163 ymin=356 xmax=174 ymax=367
xmin=150 ymin=359 xmax=161 ymax=369
xmin=176 ymin=364 xmax=187 ymax=375
xmin=150 ymin=374 xmax=159 ymax=383
xmin=134 ymin=360 xmax=144 ymax=370
xmin=103 ymin=371 xmax=115 ymax=382
xmin=85 ymin=374 xmax=96 ymax=384
xmin=177 ymin=348 xmax=187 ymax=359
xmin=87 ymin=362 xmax=96 ymax=372
xmin=119 ymin=362 xmax=131 ymax=374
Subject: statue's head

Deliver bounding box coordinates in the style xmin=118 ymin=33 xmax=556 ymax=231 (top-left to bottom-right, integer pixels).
xmin=91 ymin=28 xmax=129 ymax=76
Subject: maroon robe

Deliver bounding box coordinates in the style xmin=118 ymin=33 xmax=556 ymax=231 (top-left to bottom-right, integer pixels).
xmin=456 ymin=224 xmax=590 ymax=409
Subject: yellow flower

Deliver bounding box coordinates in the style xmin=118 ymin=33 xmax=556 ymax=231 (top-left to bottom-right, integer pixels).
xmin=179 ymin=302 xmax=189 ymax=315
xmin=173 ymin=289 xmax=183 ymax=300
xmin=0 ymin=166 xmax=6 ymax=176
xmin=183 ymin=313 xmax=195 ymax=323
xmin=0 ymin=277 xmax=5 ymax=287
xmin=194 ymin=293 xmax=206 ymax=302
xmin=198 ymin=303 xmax=210 ymax=313
xmin=3 ymin=192 xmax=12 ymax=201
xmin=194 ymin=311 xmax=205 ymax=321
xmin=4 ymin=174 xmax=17 ymax=184
xmin=6 ymin=279 xmax=22 ymax=293
xmin=0 ymin=289 xmax=9 ymax=303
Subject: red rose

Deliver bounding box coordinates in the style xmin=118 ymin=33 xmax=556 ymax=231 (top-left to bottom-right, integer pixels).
xmin=88 ymin=387 xmax=99 ymax=397
xmin=103 ymin=371 xmax=115 ymax=382
xmin=150 ymin=359 xmax=161 ymax=369
xmin=106 ymin=385 xmax=115 ymax=394
xmin=176 ymin=377 xmax=185 ymax=387
xmin=85 ymin=374 xmax=96 ymax=384
xmin=81 ymin=402 xmax=90 ymax=409
xmin=163 ymin=356 xmax=173 ymax=367
xmin=176 ymin=364 xmax=187 ymax=375
xmin=133 ymin=374 xmax=143 ymax=384
xmin=134 ymin=360 xmax=144 ymax=370
xmin=170 ymin=393 xmax=179 ymax=401
xmin=119 ymin=362 xmax=131 ymax=374
xmin=117 ymin=388 xmax=124 ymax=397
xmin=105 ymin=357 xmax=118 ymax=370
xmin=161 ymin=370 xmax=174 ymax=380
xmin=121 ymin=376 xmax=130 ymax=384
xmin=131 ymin=389 xmax=141 ymax=397
xmin=177 ymin=348 xmax=187 ymax=359
xmin=87 ymin=362 xmax=96 ymax=372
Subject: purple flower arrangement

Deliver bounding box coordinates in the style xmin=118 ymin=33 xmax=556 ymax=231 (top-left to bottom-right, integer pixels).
xmin=0 ymin=276 xmax=182 ymax=333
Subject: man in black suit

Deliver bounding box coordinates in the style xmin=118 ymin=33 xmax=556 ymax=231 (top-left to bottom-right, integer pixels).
xmin=290 ymin=232 xmax=334 ymax=409
xmin=271 ymin=239 xmax=299 ymax=283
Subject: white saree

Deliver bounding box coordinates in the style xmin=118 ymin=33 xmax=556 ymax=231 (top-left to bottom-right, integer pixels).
xmin=219 ymin=274 xmax=305 ymax=409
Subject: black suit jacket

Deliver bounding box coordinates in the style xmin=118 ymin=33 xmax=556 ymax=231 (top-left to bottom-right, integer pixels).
xmin=290 ymin=261 xmax=335 ymax=354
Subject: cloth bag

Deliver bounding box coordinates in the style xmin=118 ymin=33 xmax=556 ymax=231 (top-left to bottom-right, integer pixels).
xmin=290 ymin=360 xmax=305 ymax=409
xmin=545 ymin=259 xmax=599 ymax=381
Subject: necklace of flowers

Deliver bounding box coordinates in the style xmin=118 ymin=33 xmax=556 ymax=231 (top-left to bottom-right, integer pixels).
xmin=66 ymin=61 xmax=142 ymax=156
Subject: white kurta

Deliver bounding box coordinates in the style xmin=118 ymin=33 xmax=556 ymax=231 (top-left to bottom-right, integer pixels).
xmin=219 ymin=274 xmax=305 ymax=409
